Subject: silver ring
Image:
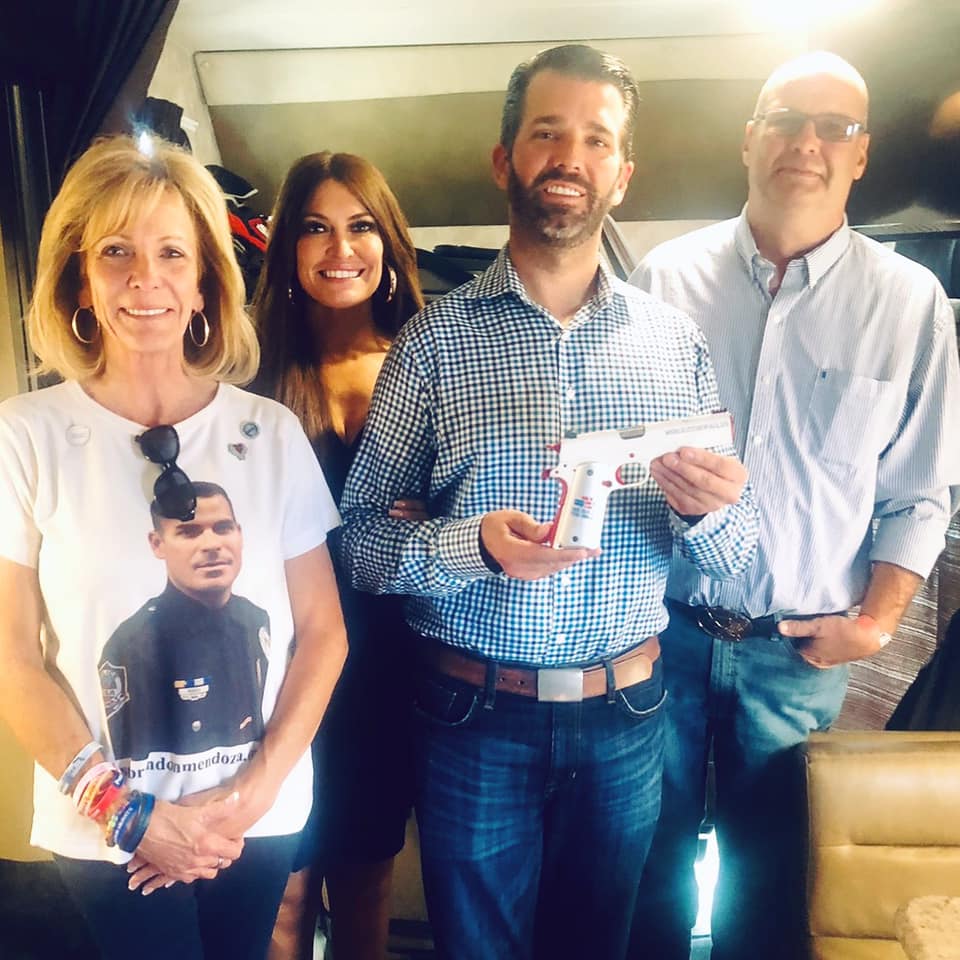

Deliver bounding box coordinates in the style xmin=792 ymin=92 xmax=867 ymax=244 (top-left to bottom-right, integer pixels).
xmin=217 ymin=856 xmax=224 ymax=869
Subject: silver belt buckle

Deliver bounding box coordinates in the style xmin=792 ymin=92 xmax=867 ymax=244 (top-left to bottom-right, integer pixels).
xmin=537 ymin=667 xmax=584 ymax=702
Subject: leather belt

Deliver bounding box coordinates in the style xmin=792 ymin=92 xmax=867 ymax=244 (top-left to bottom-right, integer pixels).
xmin=692 ymin=605 xmax=780 ymax=641
xmin=418 ymin=636 xmax=660 ymax=702
xmin=673 ymin=602 xmax=829 ymax=642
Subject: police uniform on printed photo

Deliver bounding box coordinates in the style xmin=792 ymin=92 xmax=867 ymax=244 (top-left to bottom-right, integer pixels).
xmin=99 ymin=583 xmax=271 ymax=761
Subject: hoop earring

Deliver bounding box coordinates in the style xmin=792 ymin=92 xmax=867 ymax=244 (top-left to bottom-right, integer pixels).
xmin=188 ymin=311 xmax=210 ymax=348
xmin=385 ymin=266 xmax=397 ymax=304
xmin=71 ymin=307 xmax=99 ymax=345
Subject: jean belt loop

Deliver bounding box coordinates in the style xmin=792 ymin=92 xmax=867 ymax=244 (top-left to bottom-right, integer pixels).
xmin=604 ymin=659 xmax=617 ymax=703
xmin=482 ymin=658 xmax=497 ymax=710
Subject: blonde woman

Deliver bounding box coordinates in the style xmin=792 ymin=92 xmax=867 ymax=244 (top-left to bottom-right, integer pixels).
xmin=0 ymin=136 xmax=347 ymax=960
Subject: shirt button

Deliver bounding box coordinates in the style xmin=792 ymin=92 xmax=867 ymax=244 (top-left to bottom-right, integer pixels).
xmin=560 ymin=573 xmax=572 ymax=586
xmin=752 ymin=435 xmax=763 ymax=446
xmin=565 ymin=387 xmax=575 ymax=400
xmin=555 ymin=633 xmax=567 ymax=644
xmin=192 ymin=720 xmax=202 ymax=732
xmin=760 ymin=375 xmax=771 ymax=385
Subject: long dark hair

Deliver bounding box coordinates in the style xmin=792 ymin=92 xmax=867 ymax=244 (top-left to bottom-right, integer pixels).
xmin=251 ymin=152 xmax=423 ymax=439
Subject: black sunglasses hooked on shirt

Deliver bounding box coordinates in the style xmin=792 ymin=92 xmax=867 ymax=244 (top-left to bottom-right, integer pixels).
xmin=135 ymin=424 xmax=197 ymax=522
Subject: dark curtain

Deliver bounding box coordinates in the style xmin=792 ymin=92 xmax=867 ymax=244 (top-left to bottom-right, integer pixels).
xmin=1 ymin=0 xmax=178 ymax=188
xmin=0 ymin=0 xmax=178 ymax=388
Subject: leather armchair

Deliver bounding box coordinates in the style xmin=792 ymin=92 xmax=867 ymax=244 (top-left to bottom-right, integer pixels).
xmin=804 ymin=731 xmax=960 ymax=958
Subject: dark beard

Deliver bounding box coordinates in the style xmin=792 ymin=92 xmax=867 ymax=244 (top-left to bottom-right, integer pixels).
xmin=507 ymin=164 xmax=613 ymax=248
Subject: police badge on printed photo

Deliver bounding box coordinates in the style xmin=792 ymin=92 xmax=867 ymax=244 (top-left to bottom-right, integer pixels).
xmin=98 ymin=481 xmax=271 ymax=772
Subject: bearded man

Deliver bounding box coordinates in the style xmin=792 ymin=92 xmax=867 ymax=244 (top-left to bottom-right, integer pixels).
xmin=341 ymin=43 xmax=759 ymax=960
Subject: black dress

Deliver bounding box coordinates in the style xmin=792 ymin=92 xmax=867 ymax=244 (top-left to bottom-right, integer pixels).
xmin=294 ymin=428 xmax=414 ymax=868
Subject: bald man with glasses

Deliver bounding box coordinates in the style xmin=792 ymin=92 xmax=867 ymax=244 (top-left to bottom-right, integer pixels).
xmin=628 ymin=51 xmax=960 ymax=960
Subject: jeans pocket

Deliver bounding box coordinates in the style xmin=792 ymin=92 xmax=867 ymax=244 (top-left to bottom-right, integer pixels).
xmin=780 ymin=635 xmax=828 ymax=671
xmin=616 ymin=663 xmax=667 ymax=720
xmin=412 ymin=671 xmax=481 ymax=728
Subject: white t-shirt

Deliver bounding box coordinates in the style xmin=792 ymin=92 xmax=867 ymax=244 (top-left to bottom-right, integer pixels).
xmin=0 ymin=381 xmax=339 ymax=862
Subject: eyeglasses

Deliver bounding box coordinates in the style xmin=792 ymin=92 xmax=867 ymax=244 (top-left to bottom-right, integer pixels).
xmin=135 ymin=425 xmax=197 ymax=521
xmin=753 ymin=108 xmax=866 ymax=142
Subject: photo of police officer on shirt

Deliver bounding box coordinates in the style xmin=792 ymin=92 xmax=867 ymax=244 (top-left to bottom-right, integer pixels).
xmin=99 ymin=481 xmax=270 ymax=765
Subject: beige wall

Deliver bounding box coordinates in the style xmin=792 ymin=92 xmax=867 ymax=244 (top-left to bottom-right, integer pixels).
xmin=0 ymin=725 xmax=41 ymax=861
xmin=0 ymin=229 xmax=44 ymax=860
xmin=0 ymin=225 xmax=26 ymax=402
xmin=204 ymin=34 xmax=801 ymax=224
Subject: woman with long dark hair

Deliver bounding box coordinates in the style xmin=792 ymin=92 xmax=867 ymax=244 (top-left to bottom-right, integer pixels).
xmin=252 ymin=151 xmax=425 ymax=960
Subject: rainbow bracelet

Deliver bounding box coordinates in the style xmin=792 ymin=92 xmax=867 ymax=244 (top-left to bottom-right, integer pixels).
xmin=72 ymin=761 xmax=118 ymax=807
xmin=70 ymin=759 xmax=156 ymax=853
xmin=76 ymin=766 xmax=124 ymax=819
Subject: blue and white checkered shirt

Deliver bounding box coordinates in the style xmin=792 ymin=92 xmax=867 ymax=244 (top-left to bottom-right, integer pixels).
xmin=341 ymin=248 xmax=759 ymax=665
xmin=632 ymin=212 xmax=960 ymax=618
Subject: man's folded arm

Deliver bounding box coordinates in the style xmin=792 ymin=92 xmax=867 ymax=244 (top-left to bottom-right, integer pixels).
xmin=339 ymin=340 xmax=497 ymax=597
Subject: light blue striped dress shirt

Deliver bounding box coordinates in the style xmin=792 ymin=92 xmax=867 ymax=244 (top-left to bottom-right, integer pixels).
xmin=632 ymin=212 xmax=960 ymax=618
xmin=341 ymin=248 xmax=759 ymax=665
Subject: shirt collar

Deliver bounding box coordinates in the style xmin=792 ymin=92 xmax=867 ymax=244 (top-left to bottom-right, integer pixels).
xmin=467 ymin=246 xmax=516 ymax=301
xmin=468 ymin=245 xmax=616 ymax=320
xmin=735 ymin=207 xmax=852 ymax=289
xmin=159 ymin=581 xmax=235 ymax=623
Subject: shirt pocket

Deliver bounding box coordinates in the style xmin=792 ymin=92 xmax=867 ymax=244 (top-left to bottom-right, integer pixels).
xmin=804 ymin=369 xmax=892 ymax=468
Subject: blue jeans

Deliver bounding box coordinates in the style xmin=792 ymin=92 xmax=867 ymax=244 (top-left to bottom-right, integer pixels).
xmin=413 ymin=656 xmax=666 ymax=960
xmin=55 ymin=834 xmax=299 ymax=960
xmin=627 ymin=603 xmax=848 ymax=960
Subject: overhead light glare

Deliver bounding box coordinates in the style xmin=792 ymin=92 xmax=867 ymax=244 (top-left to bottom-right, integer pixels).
xmin=750 ymin=0 xmax=884 ymax=33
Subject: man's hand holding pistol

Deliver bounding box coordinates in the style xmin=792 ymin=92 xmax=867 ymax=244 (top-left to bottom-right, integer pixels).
xmin=479 ymin=412 xmax=747 ymax=579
